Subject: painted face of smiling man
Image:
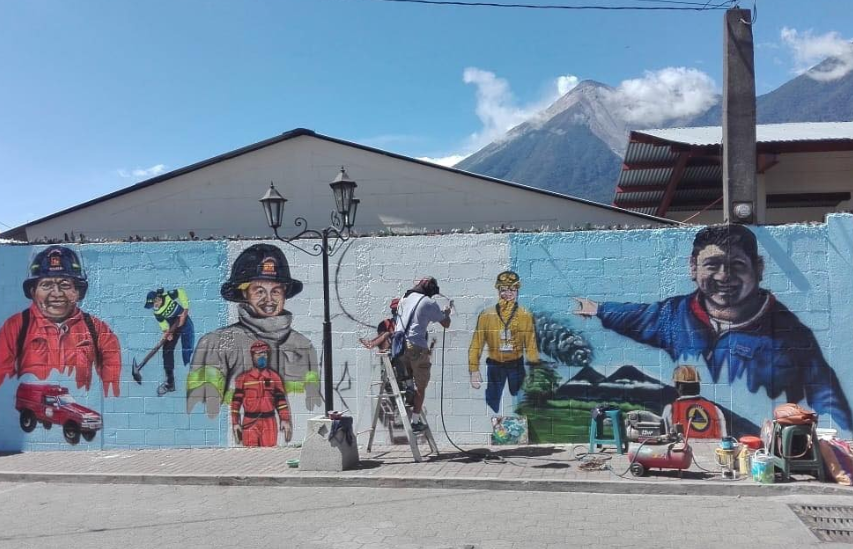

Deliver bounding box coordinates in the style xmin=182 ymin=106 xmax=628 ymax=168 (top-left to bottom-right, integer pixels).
xmin=243 ymin=280 xmax=287 ymax=318
xmin=690 ymin=242 xmax=764 ymax=323
xmin=32 ymin=277 xmax=80 ymax=323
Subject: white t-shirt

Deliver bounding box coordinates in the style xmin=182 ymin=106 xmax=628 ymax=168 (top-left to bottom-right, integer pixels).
xmin=395 ymin=293 xmax=446 ymax=349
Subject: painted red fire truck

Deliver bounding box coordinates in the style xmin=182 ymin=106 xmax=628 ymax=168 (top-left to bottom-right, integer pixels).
xmin=15 ymin=383 xmax=103 ymax=445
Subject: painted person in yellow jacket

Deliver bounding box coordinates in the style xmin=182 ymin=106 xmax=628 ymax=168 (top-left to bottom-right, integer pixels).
xmin=468 ymin=271 xmax=540 ymax=413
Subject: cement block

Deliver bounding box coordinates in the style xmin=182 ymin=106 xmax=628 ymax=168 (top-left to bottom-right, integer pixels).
xmin=299 ymin=416 xmax=359 ymax=471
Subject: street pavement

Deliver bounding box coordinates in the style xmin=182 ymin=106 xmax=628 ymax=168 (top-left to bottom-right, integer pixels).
xmin=0 ymin=483 xmax=847 ymax=548
xmin=1 ymin=441 xmax=852 ymax=497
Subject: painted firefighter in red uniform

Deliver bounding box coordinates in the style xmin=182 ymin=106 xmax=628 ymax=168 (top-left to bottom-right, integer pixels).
xmin=0 ymin=246 xmax=122 ymax=396
xmin=230 ymin=340 xmax=292 ymax=447
xmin=662 ymin=365 xmax=727 ymax=439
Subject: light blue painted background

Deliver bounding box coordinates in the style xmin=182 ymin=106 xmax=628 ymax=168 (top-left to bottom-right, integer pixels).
xmin=509 ymin=214 xmax=853 ymax=435
xmin=0 ymin=241 xmax=228 ymax=450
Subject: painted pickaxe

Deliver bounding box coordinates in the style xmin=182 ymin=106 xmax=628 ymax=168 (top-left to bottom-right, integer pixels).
xmin=131 ymin=338 xmax=167 ymax=384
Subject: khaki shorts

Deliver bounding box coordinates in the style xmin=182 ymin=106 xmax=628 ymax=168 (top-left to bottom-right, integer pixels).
xmin=402 ymin=343 xmax=432 ymax=390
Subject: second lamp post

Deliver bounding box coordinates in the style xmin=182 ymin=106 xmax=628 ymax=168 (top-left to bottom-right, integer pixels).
xmin=259 ymin=167 xmax=360 ymax=414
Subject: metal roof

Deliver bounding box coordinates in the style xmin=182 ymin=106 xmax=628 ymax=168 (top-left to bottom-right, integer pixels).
xmin=613 ymin=121 xmax=853 ymax=218
xmin=639 ymin=121 xmax=853 ymax=147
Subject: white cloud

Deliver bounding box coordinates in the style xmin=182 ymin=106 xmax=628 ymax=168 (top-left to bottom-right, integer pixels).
xmin=780 ymin=27 xmax=853 ymax=81
xmin=556 ymin=75 xmax=580 ymax=96
xmin=603 ymin=67 xmax=718 ymax=126
xmin=460 ymin=67 xmax=580 ymax=152
xmin=417 ymin=154 xmax=469 ymax=167
xmin=117 ymin=164 xmax=168 ymax=179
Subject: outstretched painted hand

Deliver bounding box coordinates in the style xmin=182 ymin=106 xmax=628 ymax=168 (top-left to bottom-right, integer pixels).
xmin=573 ymin=297 xmax=599 ymax=317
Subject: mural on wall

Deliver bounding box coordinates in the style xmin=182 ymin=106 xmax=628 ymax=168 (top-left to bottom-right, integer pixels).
xmin=0 ymin=246 xmax=121 ymax=445
xmin=572 ymin=224 xmax=852 ymax=435
xmin=134 ymin=288 xmax=195 ymax=396
xmin=2 ymin=218 xmax=852 ymax=452
xmin=186 ymin=244 xmax=321 ymax=423
xmin=230 ymin=340 xmax=292 ymax=446
xmin=491 ymin=415 xmax=528 ymax=445
xmin=661 ymin=365 xmax=727 ymax=439
xmin=468 ymin=271 xmax=540 ymax=414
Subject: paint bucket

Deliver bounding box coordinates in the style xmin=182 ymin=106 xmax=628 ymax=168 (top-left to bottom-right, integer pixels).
xmin=751 ymin=449 xmax=774 ymax=484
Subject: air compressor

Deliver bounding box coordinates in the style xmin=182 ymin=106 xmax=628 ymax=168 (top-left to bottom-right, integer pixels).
xmin=628 ymin=425 xmax=694 ymax=477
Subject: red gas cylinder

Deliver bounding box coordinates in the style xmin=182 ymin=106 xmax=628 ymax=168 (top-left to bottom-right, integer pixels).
xmin=628 ymin=441 xmax=694 ymax=476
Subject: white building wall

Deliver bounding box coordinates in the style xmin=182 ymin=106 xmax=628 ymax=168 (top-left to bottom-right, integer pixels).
xmin=23 ymin=135 xmax=663 ymax=241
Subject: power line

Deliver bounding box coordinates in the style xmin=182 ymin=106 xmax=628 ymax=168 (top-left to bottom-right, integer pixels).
xmin=364 ymin=0 xmax=736 ymax=10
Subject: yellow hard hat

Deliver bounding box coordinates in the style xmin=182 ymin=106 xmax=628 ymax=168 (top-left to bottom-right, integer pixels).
xmin=673 ymin=365 xmax=701 ymax=383
xmin=495 ymin=271 xmax=521 ymax=289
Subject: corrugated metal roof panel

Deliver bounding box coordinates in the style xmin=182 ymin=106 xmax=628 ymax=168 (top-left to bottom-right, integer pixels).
xmin=623 ymin=141 xmax=679 ymax=164
xmin=637 ymin=121 xmax=853 ymax=147
xmin=681 ymin=165 xmax=721 ymax=184
xmin=618 ymin=167 xmax=672 ymax=187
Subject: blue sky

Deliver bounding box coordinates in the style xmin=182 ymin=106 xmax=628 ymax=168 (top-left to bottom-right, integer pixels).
xmin=0 ymin=0 xmax=851 ymax=230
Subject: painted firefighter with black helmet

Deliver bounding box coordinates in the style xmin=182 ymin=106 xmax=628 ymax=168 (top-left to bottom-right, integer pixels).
xmin=0 ymin=246 xmax=122 ymax=396
xmin=144 ymin=288 xmax=195 ymax=396
xmin=187 ymin=244 xmax=321 ymax=422
xmin=230 ymin=340 xmax=292 ymax=447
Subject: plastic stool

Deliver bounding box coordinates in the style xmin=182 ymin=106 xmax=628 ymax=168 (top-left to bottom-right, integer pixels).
xmin=589 ymin=408 xmax=628 ymax=454
xmin=770 ymin=422 xmax=824 ymax=482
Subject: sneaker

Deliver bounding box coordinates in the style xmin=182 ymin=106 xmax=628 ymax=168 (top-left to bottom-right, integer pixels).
xmin=157 ymin=382 xmax=176 ymax=396
xmin=411 ymin=421 xmax=426 ymax=433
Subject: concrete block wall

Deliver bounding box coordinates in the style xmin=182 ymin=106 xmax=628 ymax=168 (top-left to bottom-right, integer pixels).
xmin=2 ymin=214 xmax=853 ymax=451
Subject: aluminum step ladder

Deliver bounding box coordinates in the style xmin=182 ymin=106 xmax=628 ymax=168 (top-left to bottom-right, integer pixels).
xmin=365 ymin=353 xmax=439 ymax=462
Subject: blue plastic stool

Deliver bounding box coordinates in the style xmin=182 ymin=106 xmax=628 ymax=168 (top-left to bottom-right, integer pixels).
xmin=589 ymin=408 xmax=628 ymax=455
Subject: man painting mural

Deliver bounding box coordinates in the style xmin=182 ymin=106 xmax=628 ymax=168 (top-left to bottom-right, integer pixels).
xmin=468 ymin=271 xmax=540 ymax=413
xmin=0 ymin=246 xmax=122 ymax=396
xmin=187 ymin=244 xmax=321 ymax=420
xmin=231 ymin=340 xmax=292 ymax=447
xmin=575 ymin=224 xmax=853 ymax=431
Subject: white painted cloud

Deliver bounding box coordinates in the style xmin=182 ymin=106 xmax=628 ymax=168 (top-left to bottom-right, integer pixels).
xmin=781 ymin=27 xmax=853 ymax=81
xmin=603 ymin=67 xmax=718 ymax=126
xmin=417 ymin=154 xmax=469 ymax=167
xmin=117 ymin=164 xmax=168 ymax=179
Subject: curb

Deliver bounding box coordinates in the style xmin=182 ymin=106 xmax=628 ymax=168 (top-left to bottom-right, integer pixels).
xmin=2 ymin=471 xmax=852 ymax=497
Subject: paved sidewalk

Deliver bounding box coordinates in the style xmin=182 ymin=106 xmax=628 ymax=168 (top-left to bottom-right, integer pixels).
xmin=1 ymin=441 xmax=851 ymax=497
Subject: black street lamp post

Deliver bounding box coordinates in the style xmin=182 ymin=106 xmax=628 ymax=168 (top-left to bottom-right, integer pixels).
xmin=259 ymin=167 xmax=359 ymax=414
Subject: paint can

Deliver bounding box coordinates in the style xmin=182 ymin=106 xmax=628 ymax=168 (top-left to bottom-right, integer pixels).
xmin=751 ymin=449 xmax=774 ymax=484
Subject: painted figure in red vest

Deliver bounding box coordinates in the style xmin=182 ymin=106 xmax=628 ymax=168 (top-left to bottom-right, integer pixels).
xmin=0 ymin=246 xmax=122 ymax=396
xmin=662 ymin=365 xmax=727 ymax=439
xmin=230 ymin=340 xmax=292 ymax=447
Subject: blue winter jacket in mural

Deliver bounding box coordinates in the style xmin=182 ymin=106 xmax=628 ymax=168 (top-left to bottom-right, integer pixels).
xmin=597 ymin=291 xmax=853 ymax=431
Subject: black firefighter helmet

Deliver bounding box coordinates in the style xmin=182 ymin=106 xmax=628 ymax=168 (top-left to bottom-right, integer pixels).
xmin=220 ymin=243 xmax=303 ymax=302
xmin=23 ymin=246 xmax=89 ymax=300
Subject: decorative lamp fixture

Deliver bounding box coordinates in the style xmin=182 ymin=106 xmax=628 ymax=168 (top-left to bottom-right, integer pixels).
xmin=329 ymin=167 xmax=357 ymax=218
xmin=259 ymin=182 xmax=287 ymax=230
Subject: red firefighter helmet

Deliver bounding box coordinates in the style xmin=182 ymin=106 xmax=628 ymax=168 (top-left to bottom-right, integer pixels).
xmin=250 ymin=341 xmax=270 ymax=355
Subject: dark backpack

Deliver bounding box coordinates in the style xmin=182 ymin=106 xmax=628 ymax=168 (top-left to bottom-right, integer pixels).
xmin=390 ymin=296 xmax=425 ymax=364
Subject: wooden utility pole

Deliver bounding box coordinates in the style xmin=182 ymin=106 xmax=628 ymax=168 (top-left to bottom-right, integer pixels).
xmin=722 ymin=8 xmax=757 ymax=224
